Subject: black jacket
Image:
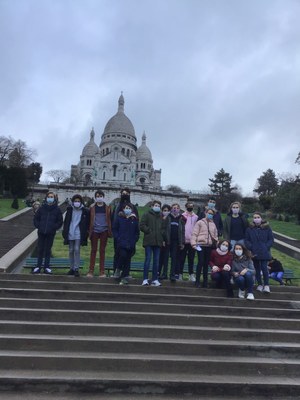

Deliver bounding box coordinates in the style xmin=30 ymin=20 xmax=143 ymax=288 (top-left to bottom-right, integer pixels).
xmin=62 ymin=205 xmax=90 ymax=246
xmin=34 ymin=202 xmax=63 ymax=235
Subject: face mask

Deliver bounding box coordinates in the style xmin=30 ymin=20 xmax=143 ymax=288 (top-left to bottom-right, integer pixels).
xmin=232 ymin=208 xmax=239 ymax=214
xmin=121 ymin=194 xmax=130 ymax=201
xmin=208 ymin=202 xmax=215 ymax=209
xmin=152 ymin=206 xmax=161 ymax=213
xmin=207 ymin=213 xmax=213 ymax=220
xmin=253 ymin=217 xmax=262 ymax=225
xmin=47 ymin=197 xmax=54 ymax=204
xmin=162 ymin=211 xmax=170 ymax=217
xmin=95 ymin=197 xmax=104 ymax=203
xmin=172 ymin=209 xmax=180 ymax=215
xmin=220 ymin=244 xmax=228 ymax=252
xmin=73 ymin=201 xmax=81 ymax=208
xmin=187 ymin=207 xmax=193 ymax=212
xmin=124 ymin=208 xmax=132 ymax=216
xmin=235 ymin=249 xmax=243 ymax=257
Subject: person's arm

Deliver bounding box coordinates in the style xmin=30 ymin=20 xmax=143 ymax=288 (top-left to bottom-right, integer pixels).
xmin=140 ymin=213 xmax=150 ymax=233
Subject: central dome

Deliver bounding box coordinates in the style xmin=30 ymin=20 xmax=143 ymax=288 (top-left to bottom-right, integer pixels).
xmin=103 ymin=94 xmax=136 ymax=138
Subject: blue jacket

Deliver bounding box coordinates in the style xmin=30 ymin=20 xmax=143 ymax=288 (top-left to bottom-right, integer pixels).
xmin=34 ymin=202 xmax=63 ymax=235
xmin=245 ymin=222 xmax=274 ymax=260
xmin=113 ymin=211 xmax=139 ymax=249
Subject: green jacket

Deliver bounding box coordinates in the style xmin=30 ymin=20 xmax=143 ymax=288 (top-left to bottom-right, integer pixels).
xmin=140 ymin=210 xmax=164 ymax=247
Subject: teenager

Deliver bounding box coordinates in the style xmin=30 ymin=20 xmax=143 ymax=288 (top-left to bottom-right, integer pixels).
xmin=223 ymin=201 xmax=249 ymax=248
xmin=180 ymin=201 xmax=198 ymax=281
xmin=232 ymin=243 xmax=255 ymax=300
xmin=210 ymin=240 xmax=234 ymax=298
xmin=158 ymin=204 xmax=171 ymax=280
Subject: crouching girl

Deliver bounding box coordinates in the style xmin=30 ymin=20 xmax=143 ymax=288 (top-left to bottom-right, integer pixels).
xmin=232 ymin=244 xmax=255 ymax=300
xmin=209 ymin=240 xmax=234 ymax=297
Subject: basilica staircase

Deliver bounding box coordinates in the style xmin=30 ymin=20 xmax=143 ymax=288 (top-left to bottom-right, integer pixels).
xmin=0 ymin=274 xmax=299 ymax=399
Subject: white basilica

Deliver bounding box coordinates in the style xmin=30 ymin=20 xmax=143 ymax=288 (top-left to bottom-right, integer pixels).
xmin=71 ymin=94 xmax=161 ymax=190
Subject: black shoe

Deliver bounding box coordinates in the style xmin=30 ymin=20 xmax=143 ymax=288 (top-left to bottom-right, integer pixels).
xmin=170 ymin=275 xmax=176 ymax=282
xmin=32 ymin=267 xmax=41 ymax=274
xmin=195 ymin=282 xmax=201 ymax=288
xmin=67 ymin=269 xmax=75 ymax=276
xmin=74 ymin=269 xmax=80 ymax=277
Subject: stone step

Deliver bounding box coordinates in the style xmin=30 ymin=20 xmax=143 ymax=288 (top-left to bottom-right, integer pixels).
xmin=1 ymin=351 xmax=300 ymax=376
xmin=0 ymin=307 xmax=299 ymax=330
xmin=0 ymin=297 xmax=299 ymax=319
xmin=1 ymin=320 xmax=299 ymax=343
xmin=0 ymin=335 xmax=299 ymax=359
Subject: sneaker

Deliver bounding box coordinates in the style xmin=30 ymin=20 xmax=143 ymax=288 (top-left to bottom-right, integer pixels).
xmin=67 ymin=269 xmax=75 ymax=276
xmin=151 ymin=280 xmax=161 ymax=287
xmin=99 ymin=274 xmax=106 ymax=278
xmin=178 ymin=274 xmax=183 ymax=281
xmin=142 ymin=279 xmax=149 ymax=286
xmin=175 ymin=274 xmax=179 ymax=280
xmin=44 ymin=267 xmax=52 ymax=275
xmin=189 ymin=274 xmax=196 ymax=282
xmin=256 ymin=285 xmax=264 ymax=292
xmin=247 ymin=293 xmax=255 ymax=300
xmin=113 ymin=269 xmax=121 ymax=278
xmin=119 ymin=278 xmax=129 ymax=285
xmin=74 ymin=269 xmax=80 ymax=277
xmin=32 ymin=267 xmax=41 ymax=274
xmin=263 ymin=285 xmax=271 ymax=293
xmin=86 ymin=271 xmax=94 ymax=278
xmin=238 ymin=289 xmax=245 ymax=299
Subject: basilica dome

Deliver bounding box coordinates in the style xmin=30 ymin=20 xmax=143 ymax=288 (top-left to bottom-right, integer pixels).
xmin=81 ymin=128 xmax=98 ymax=156
xmin=136 ymin=132 xmax=152 ymax=161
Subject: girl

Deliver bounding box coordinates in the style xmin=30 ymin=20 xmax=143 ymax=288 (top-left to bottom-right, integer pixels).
xmin=232 ymin=243 xmax=255 ymax=300
xmin=209 ymin=240 xmax=234 ymax=297
xmin=245 ymin=212 xmax=274 ymax=293
xmin=191 ymin=209 xmax=218 ymax=288
xmin=113 ymin=203 xmax=139 ymax=285
xmin=62 ymin=194 xmax=90 ymax=277
xmin=158 ymin=204 xmax=171 ymax=280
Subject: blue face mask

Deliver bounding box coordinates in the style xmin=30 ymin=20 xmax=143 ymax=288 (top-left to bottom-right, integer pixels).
xmin=124 ymin=208 xmax=132 ymax=215
xmin=152 ymin=206 xmax=161 ymax=213
xmin=207 ymin=213 xmax=214 ymax=220
xmin=208 ymin=202 xmax=215 ymax=209
xmin=47 ymin=197 xmax=54 ymax=204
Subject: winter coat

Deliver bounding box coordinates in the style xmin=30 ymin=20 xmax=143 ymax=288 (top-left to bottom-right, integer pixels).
xmin=190 ymin=218 xmax=218 ymax=248
xmin=181 ymin=212 xmax=198 ymax=243
xmin=62 ymin=205 xmax=90 ymax=246
xmin=140 ymin=209 xmax=164 ymax=247
xmin=198 ymin=209 xmax=223 ymax=236
xmin=163 ymin=213 xmax=185 ymax=246
xmin=209 ymin=250 xmax=233 ymax=270
xmin=113 ymin=211 xmax=139 ymax=249
xmin=232 ymin=256 xmax=255 ymax=275
xmin=223 ymin=212 xmax=249 ymax=241
xmin=34 ymin=202 xmax=63 ymax=236
xmin=89 ymin=203 xmax=112 ymax=239
xmin=245 ymin=222 xmax=274 ymax=260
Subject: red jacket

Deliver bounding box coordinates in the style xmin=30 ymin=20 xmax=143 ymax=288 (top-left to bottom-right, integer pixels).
xmin=209 ymin=250 xmax=233 ymax=271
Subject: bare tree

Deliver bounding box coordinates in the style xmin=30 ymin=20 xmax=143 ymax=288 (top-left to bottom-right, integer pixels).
xmin=46 ymin=169 xmax=70 ymax=183
xmin=8 ymin=139 xmax=36 ymax=167
xmin=0 ymin=136 xmax=13 ymax=166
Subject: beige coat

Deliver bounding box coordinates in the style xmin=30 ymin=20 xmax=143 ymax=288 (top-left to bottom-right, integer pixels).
xmin=191 ymin=218 xmax=218 ymax=247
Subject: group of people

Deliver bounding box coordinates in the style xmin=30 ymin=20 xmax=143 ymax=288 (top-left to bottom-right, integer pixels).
xmin=32 ymin=189 xmax=283 ymax=299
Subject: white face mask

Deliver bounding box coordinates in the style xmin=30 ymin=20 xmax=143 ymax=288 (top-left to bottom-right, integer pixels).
xmin=220 ymin=244 xmax=228 ymax=252
xmin=73 ymin=201 xmax=81 ymax=208
xmin=232 ymin=207 xmax=239 ymax=214
xmin=235 ymin=249 xmax=243 ymax=257
xmin=95 ymin=196 xmax=104 ymax=203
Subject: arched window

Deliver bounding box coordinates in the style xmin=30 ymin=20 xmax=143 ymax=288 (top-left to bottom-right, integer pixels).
xmin=126 ymin=149 xmax=130 ymax=157
xmin=122 ymin=148 xmax=125 ymax=154
xmin=124 ymin=173 xmax=126 ymax=181
xmin=113 ymin=165 xmax=117 ymax=177
xmin=103 ymin=171 xmax=106 ymax=180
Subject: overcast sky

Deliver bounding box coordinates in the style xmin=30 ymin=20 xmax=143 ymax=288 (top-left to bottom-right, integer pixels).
xmin=0 ymin=0 xmax=299 ymax=195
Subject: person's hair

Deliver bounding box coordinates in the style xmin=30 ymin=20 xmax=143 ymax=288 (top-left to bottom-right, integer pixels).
xmin=229 ymin=201 xmax=241 ymax=210
xmin=121 ymin=202 xmax=134 ymax=210
xmin=253 ymin=211 xmax=263 ymax=217
xmin=208 ymin=197 xmax=216 ymax=202
xmin=233 ymin=243 xmax=252 ymax=260
xmin=185 ymin=201 xmax=194 ymax=208
xmin=171 ymin=203 xmax=180 ymax=208
xmin=95 ymin=190 xmax=105 ymax=197
xmin=71 ymin=194 xmax=83 ymax=203
xmin=205 ymin=207 xmax=215 ymax=215
xmin=120 ymin=187 xmax=131 ymax=194
xmin=218 ymin=239 xmax=231 ymax=251
xmin=162 ymin=204 xmax=171 ymax=211
xmin=151 ymin=199 xmax=161 ymax=207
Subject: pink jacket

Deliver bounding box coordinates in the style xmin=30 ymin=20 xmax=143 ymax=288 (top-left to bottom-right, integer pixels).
xmin=182 ymin=212 xmax=199 ymax=243
xmin=191 ymin=218 xmax=218 ymax=247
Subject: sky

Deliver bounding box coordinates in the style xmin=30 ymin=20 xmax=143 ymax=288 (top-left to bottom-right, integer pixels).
xmin=0 ymin=0 xmax=299 ymax=196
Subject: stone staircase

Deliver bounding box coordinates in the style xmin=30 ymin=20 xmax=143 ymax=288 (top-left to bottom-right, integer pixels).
xmin=0 ymin=274 xmax=299 ymax=399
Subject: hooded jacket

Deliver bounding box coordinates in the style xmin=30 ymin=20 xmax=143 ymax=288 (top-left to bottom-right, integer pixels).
xmin=245 ymin=221 xmax=274 ymax=260
xmin=34 ymin=201 xmax=63 ymax=235
xmin=113 ymin=211 xmax=139 ymax=249
xmin=140 ymin=209 xmax=164 ymax=247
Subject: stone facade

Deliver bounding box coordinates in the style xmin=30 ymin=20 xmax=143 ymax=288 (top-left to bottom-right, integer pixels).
xmin=71 ymin=94 xmax=161 ymax=190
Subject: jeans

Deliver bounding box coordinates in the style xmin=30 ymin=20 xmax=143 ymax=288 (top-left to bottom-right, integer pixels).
xmin=211 ymin=270 xmax=232 ymax=291
xmin=69 ymin=239 xmax=81 ymax=270
xmin=119 ymin=247 xmax=134 ymax=279
xmin=270 ymin=271 xmax=284 ymax=284
xmin=143 ymin=245 xmax=160 ymax=281
xmin=158 ymin=245 xmax=169 ymax=277
xmin=180 ymin=243 xmax=195 ymax=275
xmin=196 ymin=247 xmax=212 ymax=287
xmin=169 ymin=240 xmax=181 ymax=278
xmin=254 ymin=259 xmax=269 ymax=286
xmin=37 ymin=233 xmax=55 ymax=269
xmin=234 ymin=271 xmax=254 ymax=293
xmin=89 ymin=231 xmax=108 ymax=275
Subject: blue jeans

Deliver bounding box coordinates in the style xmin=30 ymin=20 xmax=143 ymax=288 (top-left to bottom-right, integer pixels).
xmin=234 ymin=271 xmax=254 ymax=293
xmin=254 ymin=259 xmax=269 ymax=286
xmin=270 ymin=271 xmax=284 ymax=284
xmin=69 ymin=239 xmax=81 ymax=270
xmin=143 ymin=246 xmax=160 ymax=281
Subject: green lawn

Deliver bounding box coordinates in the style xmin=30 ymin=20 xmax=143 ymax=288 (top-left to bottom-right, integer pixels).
xmin=0 ymin=198 xmax=27 ymax=218
xmin=269 ymin=220 xmax=300 ymax=240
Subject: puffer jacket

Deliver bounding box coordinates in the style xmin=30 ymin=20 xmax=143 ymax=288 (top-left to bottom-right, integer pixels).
xmin=140 ymin=209 xmax=164 ymax=247
xmin=245 ymin=221 xmax=274 ymax=260
xmin=34 ymin=201 xmax=63 ymax=235
xmin=181 ymin=212 xmax=198 ymax=243
xmin=190 ymin=218 xmax=218 ymax=247
xmin=113 ymin=211 xmax=139 ymax=249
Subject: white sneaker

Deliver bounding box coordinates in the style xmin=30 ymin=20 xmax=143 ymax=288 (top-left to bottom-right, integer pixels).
xmin=178 ymin=274 xmax=183 ymax=281
xmin=263 ymin=285 xmax=270 ymax=293
xmin=256 ymin=285 xmax=264 ymax=292
xmin=238 ymin=289 xmax=245 ymax=299
xmin=247 ymin=293 xmax=255 ymax=300
xmin=189 ymin=274 xmax=196 ymax=282
xmin=151 ymin=280 xmax=161 ymax=287
xmin=142 ymin=279 xmax=149 ymax=286
xmin=113 ymin=269 xmax=121 ymax=278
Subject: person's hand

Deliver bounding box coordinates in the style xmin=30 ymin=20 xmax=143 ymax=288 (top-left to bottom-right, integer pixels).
xmin=240 ymin=268 xmax=248 ymax=276
xmin=212 ymin=266 xmax=220 ymax=273
xmin=223 ymin=264 xmax=231 ymax=272
xmin=234 ymin=272 xmax=239 ymax=277
xmin=162 ymin=241 xmax=166 ymax=247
